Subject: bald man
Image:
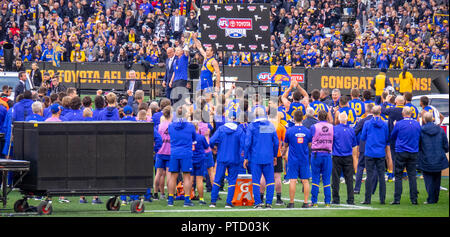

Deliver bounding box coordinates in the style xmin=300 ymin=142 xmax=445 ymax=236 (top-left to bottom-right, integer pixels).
xmin=390 ymin=107 xmax=421 ymax=205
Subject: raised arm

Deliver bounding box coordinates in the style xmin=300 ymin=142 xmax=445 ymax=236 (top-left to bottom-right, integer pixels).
xmin=281 ymin=80 xmax=296 ymax=108
xmin=193 ymin=33 xmax=206 ymax=59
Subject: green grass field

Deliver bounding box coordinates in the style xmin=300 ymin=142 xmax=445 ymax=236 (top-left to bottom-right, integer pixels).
xmin=1 ymin=176 xmax=448 ymax=217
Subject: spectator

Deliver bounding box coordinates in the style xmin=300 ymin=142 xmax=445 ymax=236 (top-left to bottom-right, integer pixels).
xmin=418 ymin=112 xmax=449 ymax=204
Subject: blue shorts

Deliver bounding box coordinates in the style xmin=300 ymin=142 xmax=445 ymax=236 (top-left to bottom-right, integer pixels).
xmin=155 ymin=154 xmax=170 ymax=169
xmin=204 ymin=152 xmax=215 ymax=169
xmin=285 ymin=160 xmax=311 ymax=180
xmin=169 ymin=158 xmax=193 ymax=173
xmin=192 ymin=161 xmax=205 ymax=176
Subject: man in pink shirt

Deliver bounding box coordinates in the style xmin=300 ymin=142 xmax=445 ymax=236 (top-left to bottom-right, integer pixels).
xmin=45 ymin=104 xmax=62 ymax=122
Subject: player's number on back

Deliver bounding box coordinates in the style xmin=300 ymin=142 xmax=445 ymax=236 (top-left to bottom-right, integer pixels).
xmin=352 ymin=103 xmax=362 ymax=117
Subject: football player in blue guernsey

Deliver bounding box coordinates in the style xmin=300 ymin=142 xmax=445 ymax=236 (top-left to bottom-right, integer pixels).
xmin=281 ymin=79 xmax=309 ymax=128
xmin=309 ymin=89 xmax=332 ymax=122
xmin=334 ymin=96 xmax=357 ymax=127
xmin=349 ymin=88 xmax=365 ymax=120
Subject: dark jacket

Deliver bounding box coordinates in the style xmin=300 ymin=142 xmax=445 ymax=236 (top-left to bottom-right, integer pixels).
xmin=124 ymin=79 xmax=142 ymax=93
xmin=30 ymin=69 xmax=42 ymax=87
xmin=303 ymin=116 xmax=318 ymax=129
xmin=381 ymin=105 xmax=404 ymax=133
xmin=418 ymin=122 xmax=449 ymax=172
xmin=354 ymin=114 xmax=373 ymax=152
xmin=14 ymin=81 xmax=26 ymax=101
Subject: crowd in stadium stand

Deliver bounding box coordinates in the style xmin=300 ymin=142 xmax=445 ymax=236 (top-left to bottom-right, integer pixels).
xmin=0 ymin=0 xmax=448 ymax=71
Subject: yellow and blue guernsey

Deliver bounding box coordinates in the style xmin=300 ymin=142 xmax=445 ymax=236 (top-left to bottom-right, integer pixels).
xmin=278 ymin=105 xmax=288 ymax=128
xmin=240 ymin=52 xmax=251 ymax=66
xmin=381 ymin=102 xmax=393 ymax=121
xmin=286 ymin=102 xmax=306 ymax=127
xmin=225 ymin=99 xmax=240 ymax=119
xmin=309 ymin=100 xmax=329 ymax=117
xmin=423 ymin=105 xmax=436 ymax=122
xmin=349 ymin=98 xmax=365 ymax=118
xmin=198 ymin=57 xmax=215 ymax=92
xmin=405 ymin=102 xmax=419 ymax=120
xmin=338 ymin=106 xmax=357 ymax=127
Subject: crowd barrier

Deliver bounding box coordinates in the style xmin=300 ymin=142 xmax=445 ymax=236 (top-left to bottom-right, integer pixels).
xmin=23 ymin=62 xmax=448 ymax=97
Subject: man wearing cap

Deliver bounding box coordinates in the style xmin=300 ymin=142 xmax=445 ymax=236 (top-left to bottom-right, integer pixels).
xmin=121 ymin=105 xmax=136 ymax=121
xmin=45 ymin=104 xmax=63 ymax=122
xmin=70 ymin=43 xmax=86 ymax=62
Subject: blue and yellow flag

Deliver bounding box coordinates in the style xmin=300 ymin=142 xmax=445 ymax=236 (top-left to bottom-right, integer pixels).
xmin=270 ymin=66 xmax=291 ymax=96
xmin=52 ymin=43 xmax=61 ymax=67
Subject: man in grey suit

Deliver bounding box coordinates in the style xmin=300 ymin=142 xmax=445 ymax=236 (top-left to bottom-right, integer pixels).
xmin=163 ymin=47 xmax=177 ymax=99
xmin=170 ymin=9 xmax=185 ymax=40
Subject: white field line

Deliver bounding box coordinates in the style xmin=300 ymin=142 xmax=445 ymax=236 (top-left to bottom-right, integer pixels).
xmin=141 ymin=192 xmax=376 ymax=213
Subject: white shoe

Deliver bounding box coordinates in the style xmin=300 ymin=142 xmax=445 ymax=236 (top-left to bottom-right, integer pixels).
xmin=440 ymin=186 xmax=448 ymax=191
xmin=283 ymin=180 xmax=290 ymax=185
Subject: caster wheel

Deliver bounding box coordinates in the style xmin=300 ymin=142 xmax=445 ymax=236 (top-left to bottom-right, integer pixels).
xmin=37 ymin=201 xmax=52 ymax=215
xmin=106 ymin=197 xmax=121 ymax=211
xmin=13 ymin=199 xmax=29 ymax=213
xmin=130 ymin=200 xmax=145 ymax=213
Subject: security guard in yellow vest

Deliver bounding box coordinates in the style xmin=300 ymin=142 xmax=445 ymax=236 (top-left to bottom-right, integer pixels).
xmin=370 ymin=68 xmax=392 ymax=105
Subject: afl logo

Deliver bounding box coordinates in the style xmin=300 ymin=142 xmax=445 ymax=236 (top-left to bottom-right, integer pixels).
xmin=322 ymin=126 xmax=329 ymax=132
xmin=257 ymin=72 xmax=270 ymax=82
xmin=226 ymin=44 xmax=235 ymax=50
xmin=249 ymin=45 xmax=257 ymax=50
xmin=202 ymin=5 xmax=210 ymax=11
xmin=208 ymin=15 xmax=216 ymax=21
xmin=260 ymin=25 xmax=269 ymax=31
xmin=248 ymin=6 xmax=257 ymax=11
xmin=208 ymin=35 xmax=217 ymax=40
xmin=225 ymin=6 xmax=233 ymax=11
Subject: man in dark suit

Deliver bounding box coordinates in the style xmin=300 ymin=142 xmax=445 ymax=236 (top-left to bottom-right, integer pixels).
xmin=125 ymin=70 xmax=143 ymax=95
xmin=163 ymin=47 xmax=176 ymax=99
xmin=14 ymin=71 xmax=27 ymax=101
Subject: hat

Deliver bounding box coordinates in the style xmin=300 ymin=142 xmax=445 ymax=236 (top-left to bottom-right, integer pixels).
xmin=50 ymin=104 xmax=61 ymax=114
xmin=123 ymin=105 xmax=133 ymax=115
xmin=44 ymin=72 xmax=50 ymax=76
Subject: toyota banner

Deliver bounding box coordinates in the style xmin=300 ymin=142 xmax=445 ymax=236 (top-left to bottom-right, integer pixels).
xmin=200 ymin=3 xmax=271 ymax=52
